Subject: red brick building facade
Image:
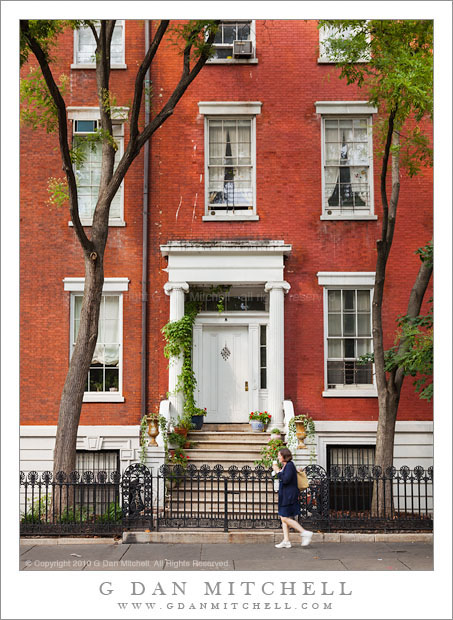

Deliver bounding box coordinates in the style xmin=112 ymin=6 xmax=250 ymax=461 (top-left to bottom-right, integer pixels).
xmin=20 ymin=20 xmax=432 ymax=473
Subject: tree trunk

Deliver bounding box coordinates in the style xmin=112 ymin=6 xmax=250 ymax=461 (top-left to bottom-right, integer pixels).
xmin=53 ymin=256 xmax=104 ymax=478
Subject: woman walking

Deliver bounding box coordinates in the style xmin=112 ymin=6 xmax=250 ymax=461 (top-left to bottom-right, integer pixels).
xmin=272 ymin=447 xmax=313 ymax=548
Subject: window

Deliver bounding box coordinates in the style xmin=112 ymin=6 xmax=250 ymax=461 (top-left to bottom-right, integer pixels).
xmin=198 ymin=102 xmax=262 ymax=221
xmin=209 ymin=20 xmax=257 ymax=63
xmin=75 ymin=451 xmax=120 ymax=506
xmin=327 ymin=445 xmax=375 ymax=511
xmin=260 ymin=325 xmax=267 ymax=389
xmin=318 ymin=24 xmax=370 ymax=64
xmin=68 ymin=107 xmax=127 ymax=225
xmin=316 ymin=102 xmax=377 ymax=220
xmin=317 ymin=272 xmax=376 ymax=397
xmin=64 ymin=277 xmax=129 ymax=402
xmin=72 ymin=20 xmax=126 ymax=68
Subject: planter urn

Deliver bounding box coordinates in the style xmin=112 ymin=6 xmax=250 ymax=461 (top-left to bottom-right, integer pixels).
xmin=295 ymin=421 xmax=307 ymax=449
xmin=250 ymin=420 xmax=265 ymax=432
xmin=191 ymin=414 xmax=204 ymax=430
xmin=146 ymin=416 xmax=159 ymax=447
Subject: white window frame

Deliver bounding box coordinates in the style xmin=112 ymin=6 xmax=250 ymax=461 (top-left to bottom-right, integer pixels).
xmin=72 ymin=20 xmax=127 ymax=69
xmin=67 ymin=107 xmax=128 ymax=227
xmin=316 ymin=101 xmax=378 ymax=221
xmin=198 ymin=102 xmax=262 ymax=221
xmin=64 ymin=277 xmax=129 ymax=402
xmin=207 ymin=20 xmax=258 ymax=64
xmin=318 ymin=24 xmax=370 ymax=64
xmin=317 ymin=272 xmax=377 ymax=398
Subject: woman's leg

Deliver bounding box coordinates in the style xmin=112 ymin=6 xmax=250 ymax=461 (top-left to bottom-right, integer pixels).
xmin=281 ymin=517 xmax=290 ymax=541
xmin=282 ymin=516 xmax=304 ymax=533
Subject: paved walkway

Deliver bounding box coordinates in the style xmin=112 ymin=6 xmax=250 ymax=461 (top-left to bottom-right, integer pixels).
xmin=20 ymin=540 xmax=433 ymax=571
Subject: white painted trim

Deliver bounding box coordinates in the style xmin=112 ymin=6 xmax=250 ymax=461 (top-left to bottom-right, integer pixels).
xmin=315 ymin=101 xmax=378 ymax=115
xmin=198 ymin=101 xmax=262 ymax=115
xmin=71 ymin=64 xmax=127 ymax=70
xmin=68 ymin=219 xmax=126 ymax=227
xmin=67 ymin=106 xmax=129 ymax=120
xmin=161 ymin=240 xmax=292 ymax=254
xmin=208 ymin=59 xmax=258 ymax=65
xmin=322 ymin=389 xmax=377 ymax=398
xmin=63 ymin=277 xmax=130 ymax=292
xmin=317 ymin=272 xmax=375 ymax=286
xmin=320 ymin=215 xmax=378 ymax=221
xmin=202 ymin=214 xmax=260 ymax=221
xmin=82 ymin=393 xmax=125 ymax=402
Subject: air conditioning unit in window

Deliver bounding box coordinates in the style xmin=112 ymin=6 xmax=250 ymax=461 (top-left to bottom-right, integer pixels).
xmin=233 ymin=40 xmax=253 ymax=58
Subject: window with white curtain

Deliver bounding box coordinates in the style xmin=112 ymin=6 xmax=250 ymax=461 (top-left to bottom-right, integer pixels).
xmin=71 ymin=293 xmax=122 ymax=397
xmin=207 ymin=118 xmax=253 ymax=211
xmin=72 ymin=119 xmax=124 ymax=223
xmin=73 ymin=20 xmax=125 ymax=67
xmin=322 ymin=116 xmax=373 ymax=217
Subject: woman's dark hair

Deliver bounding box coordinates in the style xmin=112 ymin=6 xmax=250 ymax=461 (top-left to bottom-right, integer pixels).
xmin=278 ymin=447 xmax=293 ymax=462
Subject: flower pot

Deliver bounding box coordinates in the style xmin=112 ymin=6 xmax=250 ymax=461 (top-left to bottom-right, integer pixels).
xmin=270 ymin=433 xmax=282 ymax=442
xmin=295 ymin=420 xmax=307 ymax=449
xmin=250 ymin=420 xmax=265 ymax=432
xmin=191 ymin=414 xmax=204 ymax=430
xmin=174 ymin=427 xmax=188 ymax=438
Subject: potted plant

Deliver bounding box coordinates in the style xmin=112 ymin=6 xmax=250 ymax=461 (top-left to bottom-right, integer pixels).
xmin=190 ymin=406 xmax=207 ymax=430
xmin=166 ymin=447 xmax=189 ymax=488
xmin=287 ymin=414 xmax=316 ymax=450
xmin=269 ymin=427 xmax=283 ymax=442
xmin=254 ymin=438 xmax=286 ymax=468
xmin=249 ymin=410 xmax=272 ymax=432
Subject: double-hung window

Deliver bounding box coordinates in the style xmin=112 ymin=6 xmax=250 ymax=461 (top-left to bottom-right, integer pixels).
xmin=64 ymin=277 xmax=129 ymax=402
xmin=317 ymin=272 xmax=376 ymax=397
xmin=316 ymin=102 xmax=377 ymax=220
xmin=68 ymin=107 xmax=127 ymax=226
xmin=72 ymin=20 xmax=126 ymax=69
xmin=318 ymin=24 xmax=370 ymax=64
xmin=209 ymin=20 xmax=257 ymax=63
xmin=198 ymin=102 xmax=261 ymax=221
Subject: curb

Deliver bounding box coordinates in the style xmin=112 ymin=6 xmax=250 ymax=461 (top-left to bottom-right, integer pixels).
xmin=20 ymin=532 xmax=433 ymax=545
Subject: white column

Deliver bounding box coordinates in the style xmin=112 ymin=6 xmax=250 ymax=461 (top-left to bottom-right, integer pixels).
xmin=164 ymin=282 xmax=189 ymax=417
xmin=265 ymin=281 xmax=290 ymax=427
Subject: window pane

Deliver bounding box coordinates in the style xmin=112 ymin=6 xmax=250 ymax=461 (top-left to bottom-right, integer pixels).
xmin=357 ymin=313 xmax=371 ymax=337
xmin=343 ymin=290 xmax=355 ymax=311
xmin=260 ymin=368 xmax=267 ymax=389
xmin=105 ymin=368 xmax=119 ymax=391
xmin=260 ymin=325 xmax=266 ymax=345
xmin=328 ymin=339 xmax=342 ymax=358
xmin=356 ymin=338 xmax=371 ymax=356
xmin=357 ymin=290 xmax=370 ymax=311
xmin=260 ymin=346 xmax=266 ymax=367
xmin=328 ymin=314 xmax=341 ymax=336
xmin=237 ymin=23 xmax=251 ymax=40
xmin=344 ymin=339 xmax=355 ymax=358
xmin=327 ymin=361 xmax=344 ymax=384
xmin=223 ymin=25 xmax=236 ymax=44
xmin=328 ymin=290 xmax=341 ymax=312
xmin=343 ymin=314 xmax=356 ymax=336
xmin=89 ymin=368 xmax=104 ymax=392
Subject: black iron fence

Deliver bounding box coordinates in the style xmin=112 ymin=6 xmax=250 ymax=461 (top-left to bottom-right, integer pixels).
xmin=20 ymin=464 xmax=433 ymax=536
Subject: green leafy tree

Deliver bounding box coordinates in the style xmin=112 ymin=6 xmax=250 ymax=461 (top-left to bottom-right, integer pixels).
xmin=320 ymin=20 xmax=433 ymax=511
xmin=20 ymin=19 xmax=219 ymax=479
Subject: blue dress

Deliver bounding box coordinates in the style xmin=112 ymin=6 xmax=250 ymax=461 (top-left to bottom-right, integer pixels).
xmin=277 ymin=460 xmax=300 ymax=517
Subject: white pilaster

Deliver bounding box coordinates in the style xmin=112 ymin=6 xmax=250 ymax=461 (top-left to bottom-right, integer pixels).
xmin=164 ymin=282 xmax=189 ymax=416
xmin=264 ymin=281 xmax=290 ymax=427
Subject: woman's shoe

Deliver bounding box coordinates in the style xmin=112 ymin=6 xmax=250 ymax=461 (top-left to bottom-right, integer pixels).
xmin=301 ymin=531 xmax=313 ymax=547
xmin=275 ymin=540 xmax=292 ymax=548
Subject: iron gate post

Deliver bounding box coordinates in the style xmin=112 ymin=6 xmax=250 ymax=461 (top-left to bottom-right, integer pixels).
xmin=223 ymin=477 xmax=229 ymax=532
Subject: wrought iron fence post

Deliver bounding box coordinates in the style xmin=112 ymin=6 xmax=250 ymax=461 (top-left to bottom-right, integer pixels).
xmin=223 ymin=477 xmax=229 ymax=533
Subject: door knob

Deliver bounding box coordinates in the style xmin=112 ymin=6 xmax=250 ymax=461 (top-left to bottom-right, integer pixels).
xmin=245 ymin=381 xmax=249 ymax=392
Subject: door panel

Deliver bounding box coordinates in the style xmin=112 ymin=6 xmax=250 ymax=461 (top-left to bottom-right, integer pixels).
xmin=199 ymin=326 xmax=249 ymax=423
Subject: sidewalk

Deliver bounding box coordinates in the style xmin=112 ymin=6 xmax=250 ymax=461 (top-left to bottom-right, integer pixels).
xmin=20 ymin=538 xmax=433 ymax=571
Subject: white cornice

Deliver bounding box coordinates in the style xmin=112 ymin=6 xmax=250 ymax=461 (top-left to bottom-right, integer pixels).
xmin=317 ymin=272 xmax=375 ymax=286
xmin=198 ymin=101 xmax=262 ymax=116
xmin=315 ymin=101 xmax=378 ymax=115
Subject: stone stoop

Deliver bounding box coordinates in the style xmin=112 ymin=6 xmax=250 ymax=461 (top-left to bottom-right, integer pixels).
xmin=185 ymin=423 xmax=279 ymax=469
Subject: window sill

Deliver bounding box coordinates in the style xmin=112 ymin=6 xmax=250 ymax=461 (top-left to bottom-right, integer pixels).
xmin=207 ymin=59 xmax=258 ymax=65
xmin=71 ymin=63 xmax=127 ymax=70
xmin=320 ymin=215 xmax=378 ymax=221
xmin=317 ymin=58 xmax=369 ymax=64
xmin=83 ymin=393 xmax=125 ymax=403
xmin=322 ymin=389 xmax=377 ymax=398
xmin=202 ymin=214 xmax=259 ymax=222
xmin=68 ymin=220 xmax=126 ymax=227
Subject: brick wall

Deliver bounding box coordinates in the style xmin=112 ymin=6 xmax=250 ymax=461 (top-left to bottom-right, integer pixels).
xmin=20 ymin=20 xmax=433 ymax=427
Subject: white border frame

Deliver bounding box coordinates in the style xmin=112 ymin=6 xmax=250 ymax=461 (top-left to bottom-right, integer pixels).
xmin=71 ymin=19 xmax=127 ymax=69
xmin=64 ymin=277 xmax=129 ymax=402
xmin=316 ymin=101 xmax=378 ymax=221
xmin=317 ymin=271 xmax=377 ymax=397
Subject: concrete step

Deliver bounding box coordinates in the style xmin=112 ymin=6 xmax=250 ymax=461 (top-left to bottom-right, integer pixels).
xmin=187 ymin=440 xmax=269 ymax=450
xmin=200 ymin=423 xmax=251 ymax=432
xmin=185 ymin=448 xmax=264 ymax=459
xmin=188 ymin=432 xmax=276 ymax=443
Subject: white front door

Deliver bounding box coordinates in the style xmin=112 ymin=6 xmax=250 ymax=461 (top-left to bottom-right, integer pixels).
xmin=198 ymin=325 xmax=249 ymax=423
